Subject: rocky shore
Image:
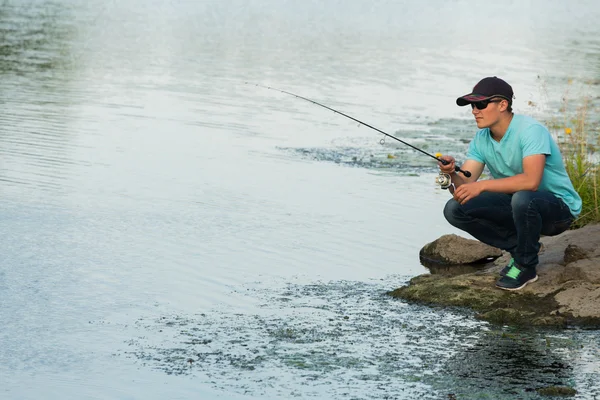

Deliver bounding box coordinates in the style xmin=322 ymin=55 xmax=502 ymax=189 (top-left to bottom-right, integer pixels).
xmin=388 ymin=223 xmax=600 ymax=327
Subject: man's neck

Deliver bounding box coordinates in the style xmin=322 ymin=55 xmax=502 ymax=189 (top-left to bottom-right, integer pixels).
xmin=490 ymin=113 xmax=514 ymax=141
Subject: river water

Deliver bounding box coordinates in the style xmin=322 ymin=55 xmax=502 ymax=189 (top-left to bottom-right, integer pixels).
xmin=2 ymin=1 xmax=600 ymax=399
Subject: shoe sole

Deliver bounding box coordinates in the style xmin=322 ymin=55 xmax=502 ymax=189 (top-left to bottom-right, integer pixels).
xmin=496 ymin=275 xmax=539 ymax=291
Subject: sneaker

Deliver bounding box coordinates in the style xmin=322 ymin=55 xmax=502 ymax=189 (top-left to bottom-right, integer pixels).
xmin=495 ymin=264 xmax=538 ymax=291
xmin=499 ymin=244 xmax=545 ymax=277
xmin=499 ymin=258 xmax=516 ymax=277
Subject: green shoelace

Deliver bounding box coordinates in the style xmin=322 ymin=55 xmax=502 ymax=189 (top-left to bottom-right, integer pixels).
xmin=505 ymin=259 xmax=522 ymax=279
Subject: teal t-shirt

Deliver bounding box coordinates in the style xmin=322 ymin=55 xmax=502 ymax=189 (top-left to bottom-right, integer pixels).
xmin=466 ymin=114 xmax=582 ymax=217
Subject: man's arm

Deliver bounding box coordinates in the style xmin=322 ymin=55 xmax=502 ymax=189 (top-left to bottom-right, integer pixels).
xmin=452 ymin=154 xmax=546 ymax=205
xmin=450 ymin=159 xmax=485 ymax=186
xmin=477 ymin=154 xmax=546 ymax=193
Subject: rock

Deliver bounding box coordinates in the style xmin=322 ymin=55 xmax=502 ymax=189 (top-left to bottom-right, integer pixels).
xmin=419 ymin=234 xmax=502 ymax=265
xmin=563 ymin=244 xmax=588 ymax=264
xmin=389 ymin=223 xmax=600 ymax=328
xmin=536 ymin=386 xmax=577 ymax=397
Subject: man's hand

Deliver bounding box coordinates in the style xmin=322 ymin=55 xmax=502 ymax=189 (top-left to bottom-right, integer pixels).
xmin=453 ymin=181 xmax=485 ymax=205
xmin=438 ymin=155 xmax=456 ymax=175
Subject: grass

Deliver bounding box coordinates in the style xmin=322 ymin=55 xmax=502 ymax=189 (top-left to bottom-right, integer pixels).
xmin=548 ymin=92 xmax=600 ymax=228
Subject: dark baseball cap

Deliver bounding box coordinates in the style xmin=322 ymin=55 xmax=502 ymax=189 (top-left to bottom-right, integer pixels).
xmin=456 ymin=77 xmax=514 ymax=106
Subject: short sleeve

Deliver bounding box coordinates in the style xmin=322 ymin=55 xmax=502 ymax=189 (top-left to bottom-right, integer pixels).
xmin=521 ymin=125 xmax=552 ymax=157
xmin=466 ymin=137 xmax=485 ymax=163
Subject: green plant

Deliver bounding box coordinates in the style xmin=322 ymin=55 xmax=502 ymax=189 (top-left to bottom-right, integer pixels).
xmin=552 ymin=95 xmax=600 ymax=228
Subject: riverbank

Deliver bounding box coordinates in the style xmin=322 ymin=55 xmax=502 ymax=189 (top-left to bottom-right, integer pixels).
xmin=389 ymin=223 xmax=600 ymax=327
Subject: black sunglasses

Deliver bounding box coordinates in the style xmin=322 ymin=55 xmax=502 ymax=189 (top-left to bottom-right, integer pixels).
xmin=471 ymin=99 xmax=504 ymax=110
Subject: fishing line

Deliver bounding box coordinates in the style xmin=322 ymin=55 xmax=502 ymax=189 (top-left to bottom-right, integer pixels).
xmin=248 ymin=83 xmax=471 ymax=178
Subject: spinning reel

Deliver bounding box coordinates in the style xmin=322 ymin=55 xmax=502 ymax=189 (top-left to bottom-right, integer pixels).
xmin=435 ymin=172 xmax=454 ymax=191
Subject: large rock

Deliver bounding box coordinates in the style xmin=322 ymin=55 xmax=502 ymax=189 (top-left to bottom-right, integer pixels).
xmin=419 ymin=234 xmax=502 ymax=265
xmin=389 ymin=223 xmax=600 ymax=328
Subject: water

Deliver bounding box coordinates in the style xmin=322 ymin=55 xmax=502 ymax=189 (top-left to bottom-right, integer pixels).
xmin=1 ymin=1 xmax=600 ymax=399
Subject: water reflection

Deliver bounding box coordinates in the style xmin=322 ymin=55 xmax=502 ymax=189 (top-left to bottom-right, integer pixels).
xmin=436 ymin=329 xmax=576 ymax=398
xmin=0 ymin=1 xmax=81 ymax=193
xmin=0 ymin=1 xmax=75 ymax=75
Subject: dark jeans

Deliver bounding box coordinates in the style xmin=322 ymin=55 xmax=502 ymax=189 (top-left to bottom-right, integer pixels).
xmin=443 ymin=191 xmax=574 ymax=269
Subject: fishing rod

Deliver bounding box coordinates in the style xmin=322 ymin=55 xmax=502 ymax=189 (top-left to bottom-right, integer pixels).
xmin=248 ymin=83 xmax=471 ymax=179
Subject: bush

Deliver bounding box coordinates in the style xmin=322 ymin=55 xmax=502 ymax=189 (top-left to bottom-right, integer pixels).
xmin=549 ymin=95 xmax=600 ymax=228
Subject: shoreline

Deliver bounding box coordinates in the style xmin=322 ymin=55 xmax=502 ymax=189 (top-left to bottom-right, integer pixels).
xmin=388 ymin=223 xmax=600 ymax=328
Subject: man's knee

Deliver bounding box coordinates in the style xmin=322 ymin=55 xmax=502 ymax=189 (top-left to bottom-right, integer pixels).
xmin=443 ymin=198 xmax=461 ymax=225
xmin=511 ymin=191 xmax=536 ymax=214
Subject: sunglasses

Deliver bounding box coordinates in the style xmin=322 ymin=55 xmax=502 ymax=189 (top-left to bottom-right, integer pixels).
xmin=471 ymin=99 xmax=504 ymax=110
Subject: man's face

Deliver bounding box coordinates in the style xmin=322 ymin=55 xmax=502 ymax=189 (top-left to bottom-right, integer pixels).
xmin=471 ymin=98 xmax=507 ymax=129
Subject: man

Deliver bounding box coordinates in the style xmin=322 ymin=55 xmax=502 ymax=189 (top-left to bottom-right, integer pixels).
xmin=439 ymin=76 xmax=582 ymax=291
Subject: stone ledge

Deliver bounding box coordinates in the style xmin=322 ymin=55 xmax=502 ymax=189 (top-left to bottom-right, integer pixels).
xmin=389 ymin=223 xmax=600 ymax=328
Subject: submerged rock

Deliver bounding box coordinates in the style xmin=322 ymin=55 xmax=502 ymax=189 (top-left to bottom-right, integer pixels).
xmin=536 ymin=386 xmax=577 ymax=396
xmin=389 ymin=223 xmax=600 ymax=328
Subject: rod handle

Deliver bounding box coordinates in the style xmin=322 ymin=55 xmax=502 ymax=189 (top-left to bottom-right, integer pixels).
xmin=438 ymin=158 xmax=471 ymax=178
xmin=456 ymin=167 xmax=472 ymax=178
